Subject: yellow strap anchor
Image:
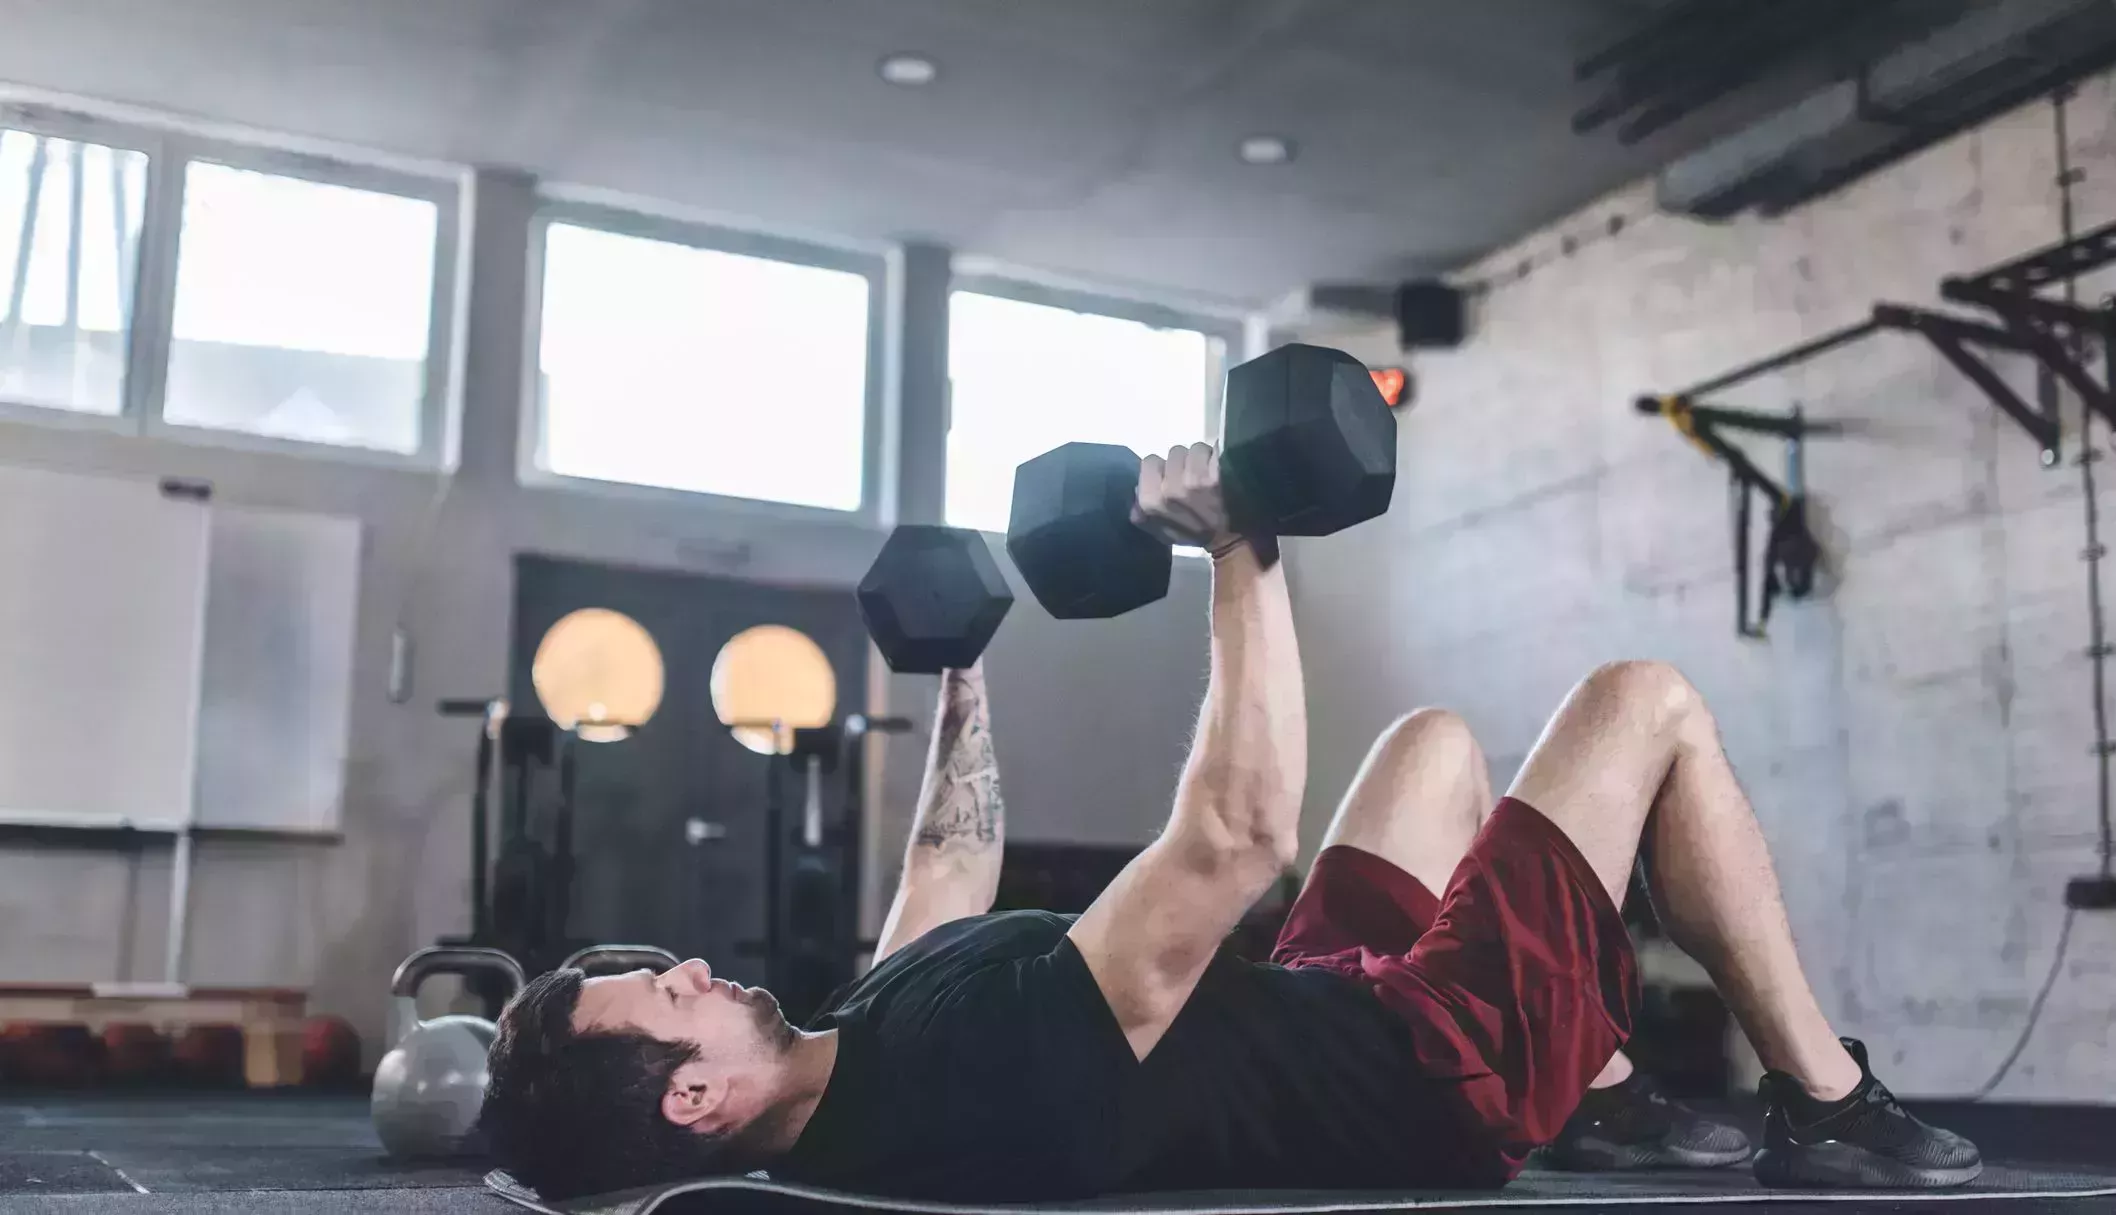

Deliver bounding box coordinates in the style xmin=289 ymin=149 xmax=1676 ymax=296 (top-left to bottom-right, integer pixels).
xmin=1657 ymin=394 xmax=1720 ymax=459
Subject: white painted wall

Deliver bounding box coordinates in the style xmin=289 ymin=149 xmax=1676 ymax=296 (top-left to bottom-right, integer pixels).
xmin=1286 ymin=78 xmax=2116 ymax=1100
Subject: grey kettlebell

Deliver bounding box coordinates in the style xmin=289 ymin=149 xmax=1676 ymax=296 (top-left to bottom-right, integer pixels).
xmin=559 ymin=943 xmax=681 ymax=976
xmin=370 ymin=946 xmax=524 ymax=1159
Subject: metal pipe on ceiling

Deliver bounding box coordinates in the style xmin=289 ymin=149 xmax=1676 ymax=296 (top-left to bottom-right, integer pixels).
xmin=1575 ymin=0 xmax=1738 ymax=82
xmin=1613 ymin=0 xmax=1851 ymax=143
xmin=1577 ymin=0 xmax=1820 ymax=137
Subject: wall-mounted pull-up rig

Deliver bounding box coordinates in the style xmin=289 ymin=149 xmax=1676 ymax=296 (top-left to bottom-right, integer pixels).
xmin=1635 ymin=94 xmax=2116 ymax=1108
xmin=1630 ymin=394 xmax=1832 ymax=639
xmin=1635 ymin=214 xmax=2116 ymax=641
xmin=1634 ymin=212 xmax=2116 ymax=917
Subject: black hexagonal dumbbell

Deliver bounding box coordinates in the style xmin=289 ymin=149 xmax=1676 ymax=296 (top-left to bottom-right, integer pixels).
xmin=1006 ymin=344 xmax=1395 ymax=620
xmin=856 ymin=525 xmax=1015 ymax=673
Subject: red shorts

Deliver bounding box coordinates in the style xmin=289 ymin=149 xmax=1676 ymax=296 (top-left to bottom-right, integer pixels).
xmin=1272 ymin=797 xmax=1639 ymax=1185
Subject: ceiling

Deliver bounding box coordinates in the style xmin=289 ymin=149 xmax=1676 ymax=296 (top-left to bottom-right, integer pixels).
xmin=0 ymin=0 xmax=1764 ymax=307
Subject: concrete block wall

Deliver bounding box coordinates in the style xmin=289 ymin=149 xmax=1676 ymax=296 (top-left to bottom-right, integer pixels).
xmin=1288 ymin=79 xmax=2116 ymax=1100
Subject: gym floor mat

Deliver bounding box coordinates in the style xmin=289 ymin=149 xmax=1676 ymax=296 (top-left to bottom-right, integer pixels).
xmin=4 ymin=1092 xmax=2112 ymax=1215
xmin=0 ymin=1149 xmax=136 ymax=1194
xmin=486 ymin=1167 xmax=2116 ymax=1215
xmin=0 ymin=1092 xmax=388 ymax=1150
xmin=0 ymin=1092 xmax=493 ymax=1208
xmin=4 ymin=1194 xmax=504 ymax=1215
xmin=94 ymin=1145 xmax=489 ymax=1192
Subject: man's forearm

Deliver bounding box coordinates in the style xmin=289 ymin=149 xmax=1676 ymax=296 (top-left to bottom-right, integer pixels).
xmin=900 ymin=665 xmax=1005 ymax=897
xmin=1171 ymin=542 xmax=1305 ymax=870
xmin=875 ymin=667 xmax=1006 ymax=961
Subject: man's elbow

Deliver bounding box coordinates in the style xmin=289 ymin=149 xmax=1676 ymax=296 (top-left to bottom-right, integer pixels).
xmin=1223 ymin=812 xmax=1299 ymax=872
xmin=1202 ymin=775 xmax=1303 ymax=869
xmin=1172 ymin=814 xmax=1298 ymax=882
xmin=1252 ymin=825 xmax=1300 ymax=874
xmin=901 ymin=853 xmax=999 ymax=911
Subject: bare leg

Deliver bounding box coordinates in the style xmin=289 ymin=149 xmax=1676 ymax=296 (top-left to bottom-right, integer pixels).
xmin=1321 ymin=708 xmax=1488 ymax=894
xmin=1508 ymin=661 xmax=1860 ymax=1101
xmin=1588 ymin=1051 xmax=1634 ymax=1088
xmin=1324 ymin=708 xmax=1641 ymax=1090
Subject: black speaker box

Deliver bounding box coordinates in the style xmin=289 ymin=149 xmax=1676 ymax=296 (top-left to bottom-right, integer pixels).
xmin=1395 ymin=280 xmax=1466 ymax=348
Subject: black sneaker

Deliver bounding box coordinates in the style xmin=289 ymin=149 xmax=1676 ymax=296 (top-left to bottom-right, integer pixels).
xmin=1544 ymin=1071 xmax=1754 ymax=1170
xmin=1753 ymin=1038 xmax=1982 ymax=1188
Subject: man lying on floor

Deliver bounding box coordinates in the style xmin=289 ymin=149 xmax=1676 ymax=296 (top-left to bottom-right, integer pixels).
xmin=482 ymin=445 xmax=1981 ymax=1203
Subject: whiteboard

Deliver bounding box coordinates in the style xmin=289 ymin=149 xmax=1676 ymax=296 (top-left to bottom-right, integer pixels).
xmin=0 ymin=467 xmax=211 ymax=831
xmin=193 ymin=506 xmax=361 ymax=833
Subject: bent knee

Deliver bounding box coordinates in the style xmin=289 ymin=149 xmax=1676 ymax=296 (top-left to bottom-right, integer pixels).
xmin=1574 ymin=660 xmax=1701 ymax=725
xmin=1373 ymin=707 xmax=1481 ymax=768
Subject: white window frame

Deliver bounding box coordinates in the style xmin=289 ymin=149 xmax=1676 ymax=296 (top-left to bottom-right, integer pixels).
xmin=0 ymin=103 xmax=157 ymax=436
xmin=0 ymin=96 xmax=463 ymax=469
xmin=944 ymin=272 xmax=1244 ymax=538
xmin=522 ymin=197 xmax=889 ymax=527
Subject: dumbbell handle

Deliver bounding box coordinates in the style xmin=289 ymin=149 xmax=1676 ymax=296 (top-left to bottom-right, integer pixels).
xmin=1008 ymin=344 xmax=1392 ymax=621
xmin=561 ymin=944 xmax=681 ymax=975
xmin=1127 ymin=457 xmax=1284 ymax=564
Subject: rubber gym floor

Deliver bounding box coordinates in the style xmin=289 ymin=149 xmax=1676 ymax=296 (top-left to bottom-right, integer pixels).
xmin=1 ymin=1089 xmax=2112 ymax=1214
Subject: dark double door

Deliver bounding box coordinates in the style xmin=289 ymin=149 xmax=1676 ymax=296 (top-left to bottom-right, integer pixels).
xmin=509 ymin=555 xmax=869 ymax=987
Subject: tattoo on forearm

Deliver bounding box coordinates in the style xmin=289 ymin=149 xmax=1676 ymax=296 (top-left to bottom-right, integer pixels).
xmin=912 ymin=674 xmax=1004 ymax=853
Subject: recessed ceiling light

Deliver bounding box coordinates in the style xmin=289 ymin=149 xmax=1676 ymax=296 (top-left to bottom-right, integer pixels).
xmin=1237 ymin=134 xmax=1295 ymax=165
xmin=879 ymin=53 xmax=939 ymax=87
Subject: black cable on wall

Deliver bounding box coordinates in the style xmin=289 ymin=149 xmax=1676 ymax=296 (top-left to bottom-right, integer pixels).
xmin=1970 ymin=86 xmax=2098 ymax=1101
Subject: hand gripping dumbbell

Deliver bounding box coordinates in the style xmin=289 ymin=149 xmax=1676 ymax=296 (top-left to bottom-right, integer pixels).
xmin=1005 ymin=343 xmax=1396 ymax=618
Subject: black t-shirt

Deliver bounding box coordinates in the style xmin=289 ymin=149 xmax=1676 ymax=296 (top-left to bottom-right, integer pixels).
xmin=777 ymin=911 xmax=1458 ymax=1201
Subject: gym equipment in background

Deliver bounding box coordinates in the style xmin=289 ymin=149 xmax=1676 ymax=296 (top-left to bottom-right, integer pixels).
xmin=434 ymin=699 xmax=588 ymax=978
xmin=485 ymin=713 xmax=580 ymax=972
xmin=1629 ymin=192 xmax=2116 ymax=1092
xmin=299 ymin=1015 xmax=363 ymax=1089
xmin=856 ymin=526 xmax=1014 ymax=673
xmin=709 ymin=623 xmax=920 ymax=1016
xmin=1008 ymin=343 xmax=1396 ymax=619
xmin=1633 ymin=396 xmax=1830 ymax=639
xmin=100 ymin=1024 xmax=168 ymax=1085
xmin=371 ymin=946 xmax=524 ymax=1159
xmin=559 ymin=944 xmax=680 ymax=977
xmin=728 ymin=714 xmax=911 ymax=1024
xmin=434 ymin=607 xmax=667 ymax=973
xmin=170 ymin=1025 xmax=244 ymax=1088
xmin=436 ymin=698 xmax=508 ymax=949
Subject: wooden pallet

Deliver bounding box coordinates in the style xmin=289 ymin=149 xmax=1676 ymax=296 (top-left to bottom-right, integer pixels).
xmin=0 ymin=982 xmax=308 ymax=1087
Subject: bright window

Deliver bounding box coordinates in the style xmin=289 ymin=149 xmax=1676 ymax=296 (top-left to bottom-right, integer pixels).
xmin=534 ymin=221 xmax=870 ymax=512
xmin=164 ymin=162 xmax=439 ymax=453
xmin=946 ymin=291 xmax=1222 ymax=534
xmin=0 ymin=129 xmax=148 ymax=415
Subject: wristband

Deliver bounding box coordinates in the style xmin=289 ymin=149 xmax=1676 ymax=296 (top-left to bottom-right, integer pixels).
xmin=1210 ymin=534 xmax=1282 ymax=569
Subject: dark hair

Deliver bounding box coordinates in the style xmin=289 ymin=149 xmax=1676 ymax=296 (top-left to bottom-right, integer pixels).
xmin=482 ymin=968 xmax=736 ymax=1201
